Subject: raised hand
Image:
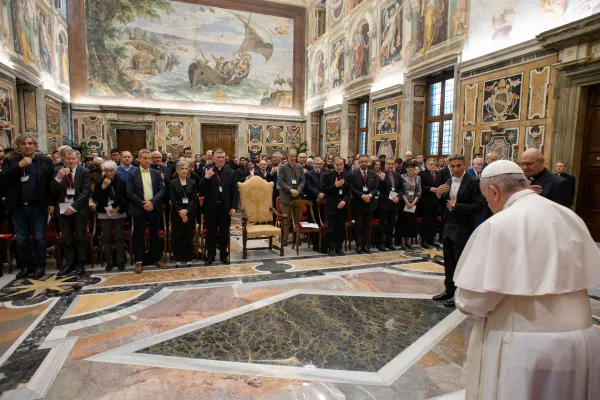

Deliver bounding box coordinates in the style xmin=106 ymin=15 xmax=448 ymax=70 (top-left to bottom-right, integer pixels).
xmin=18 ymin=157 xmax=32 ymax=168
xmin=205 ymin=168 xmax=215 ymax=179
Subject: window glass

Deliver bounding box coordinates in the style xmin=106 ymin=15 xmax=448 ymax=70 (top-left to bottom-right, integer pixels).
xmin=443 ymin=78 xmax=454 ymax=115
xmin=442 ymin=120 xmax=453 ymax=154
xmin=428 ymin=122 xmax=439 ymax=155
xmin=429 ymin=82 xmax=441 ymax=117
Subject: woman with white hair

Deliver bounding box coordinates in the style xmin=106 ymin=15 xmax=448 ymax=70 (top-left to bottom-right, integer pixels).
xmin=92 ymin=160 xmax=128 ymax=271
xmin=169 ymin=160 xmax=198 ymax=267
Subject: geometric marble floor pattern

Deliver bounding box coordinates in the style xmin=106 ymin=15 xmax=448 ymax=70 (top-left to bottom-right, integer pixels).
xmin=0 ymin=246 xmax=597 ymax=400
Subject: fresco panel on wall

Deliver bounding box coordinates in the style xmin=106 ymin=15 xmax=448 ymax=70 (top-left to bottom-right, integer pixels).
xmin=85 ymin=1 xmax=294 ymax=108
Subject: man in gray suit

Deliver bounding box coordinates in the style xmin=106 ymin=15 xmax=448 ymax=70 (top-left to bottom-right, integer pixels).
xmin=277 ymin=149 xmax=305 ymax=246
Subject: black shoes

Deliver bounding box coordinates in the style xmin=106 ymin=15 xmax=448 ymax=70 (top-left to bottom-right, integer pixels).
xmin=32 ymin=266 xmax=45 ymax=279
xmin=16 ymin=268 xmax=32 ymax=279
xmin=104 ymin=262 xmax=114 ymax=272
xmin=335 ymin=249 xmax=345 ymax=256
xmin=76 ymin=265 xmax=85 ymax=276
xmin=386 ymin=244 xmax=396 ymax=251
xmin=433 ymin=291 xmax=454 ymax=302
xmin=356 ymin=248 xmax=364 ymax=254
xmin=328 ymin=250 xmax=336 ymax=257
xmin=57 ymin=265 xmax=75 ymax=277
xmin=220 ymin=257 xmax=230 ymax=265
xmin=205 ymin=256 xmax=215 ymax=266
xmin=422 ymin=244 xmax=433 ymax=250
xmin=376 ymin=246 xmax=388 ymax=252
xmin=444 ymin=299 xmax=455 ymax=307
xmin=362 ymin=247 xmax=372 ymax=254
xmin=116 ymin=264 xmax=126 ymax=271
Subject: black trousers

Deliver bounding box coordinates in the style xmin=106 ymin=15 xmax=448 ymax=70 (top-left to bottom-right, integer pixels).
xmin=442 ymin=229 xmax=469 ymax=293
xmin=99 ymin=218 xmax=126 ymax=265
xmin=421 ymin=205 xmax=439 ymax=245
xmin=326 ymin=207 xmax=346 ymax=250
xmin=353 ymin=205 xmax=372 ymax=248
xmin=206 ymin=202 xmax=231 ymax=258
xmin=377 ymin=206 xmax=398 ymax=246
xmin=133 ymin=210 xmax=161 ymax=264
xmin=172 ymin=212 xmax=195 ymax=262
xmin=59 ymin=213 xmax=87 ymax=268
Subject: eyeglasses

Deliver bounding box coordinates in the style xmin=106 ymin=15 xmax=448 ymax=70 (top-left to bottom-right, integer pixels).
xmin=519 ymin=158 xmax=541 ymax=167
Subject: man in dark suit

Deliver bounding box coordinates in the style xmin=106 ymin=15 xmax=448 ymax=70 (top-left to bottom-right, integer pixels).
xmin=466 ymin=157 xmax=484 ymax=179
xmin=519 ymin=149 xmax=570 ymax=207
xmin=257 ymin=160 xmax=269 ymax=180
xmin=323 ymin=157 xmax=351 ymax=256
xmin=377 ymin=158 xmax=403 ymax=251
xmin=200 ymin=148 xmax=238 ymax=265
xmin=350 ymin=154 xmax=380 ymax=254
xmin=268 ymin=152 xmax=282 ymax=223
xmin=51 ymin=149 xmax=91 ymax=277
xmin=439 ymin=157 xmax=451 ymax=182
xmin=304 ymin=157 xmax=326 ymax=251
xmin=419 ymin=158 xmax=442 ymax=249
xmin=277 ymin=149 xmax=305 ymax=246
xmin=434 ymin=154 xmax=486 ymax=307
xmin=0 ymin=134 xmax=55 ymax=279
xmin=555 ymin=161 xmax=576 ymax=208
xmin=127 ymin=149 xmax=168 ymax=274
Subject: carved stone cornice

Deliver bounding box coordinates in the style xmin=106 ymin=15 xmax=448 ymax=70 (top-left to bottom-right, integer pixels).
xmin=536 ymin=13 xmax=600 ymax=50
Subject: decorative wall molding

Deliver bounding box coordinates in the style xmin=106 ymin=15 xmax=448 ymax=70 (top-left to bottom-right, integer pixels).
xmin=536 ymin=14 xmax=600 ymax=51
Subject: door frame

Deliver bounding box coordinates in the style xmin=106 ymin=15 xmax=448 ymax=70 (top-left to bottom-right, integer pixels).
xmin=200 ymin=124 xmax=238 ymax=157
xmin=109 ymin=122 xmax=153 ymax=152
xmin=198 ymin=119 xmax=244 ymax=157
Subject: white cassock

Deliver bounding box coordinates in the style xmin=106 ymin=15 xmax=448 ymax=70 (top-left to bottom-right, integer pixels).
xmin=454 ymin=189 xmax=600 ymax=400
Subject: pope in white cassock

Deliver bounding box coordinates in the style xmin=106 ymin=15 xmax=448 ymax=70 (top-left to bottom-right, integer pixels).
xmin=454 ymin=160 xmax=600 ymax=400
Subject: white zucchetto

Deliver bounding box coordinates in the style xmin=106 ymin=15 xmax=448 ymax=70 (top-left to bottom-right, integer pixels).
xmin=480 ymin=160 xmax=524 ymax=178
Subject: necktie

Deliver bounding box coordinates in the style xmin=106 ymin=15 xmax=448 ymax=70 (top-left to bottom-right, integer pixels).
xmin=476 ymin=171 xmax=480 ymax=179
xmin=389 ymin=173 xmax=394 ymax=186
xmin=432 ymin=171 xmax=436 ymax=183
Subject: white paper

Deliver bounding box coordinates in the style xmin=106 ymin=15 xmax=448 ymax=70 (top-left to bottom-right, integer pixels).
xmin=299 ymin=222 xmax=319 ymax=229
xmin=105 ymin=205 xmax=113 ymax=212
xmin=66 ymin=188 xmax=75 ymax=196
xmin=389 ymin=191 xmax=398 ymax=200
xmin=59 ymin=203 xmax=77 ymax=215
xmin=107 ymin=199 xmax=114 ymax=206
xmin=21 ymin=175 xmax=29 ymax=182
xmin=404 ymin=205 xmax=416 ymax=213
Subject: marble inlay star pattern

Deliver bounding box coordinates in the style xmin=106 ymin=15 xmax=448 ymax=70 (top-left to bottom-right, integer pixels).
xmin=137 ymin=295 xmax=453 ymax=372
xmin=417 ymin=247 xmax=444 ymax=259
xmin=7 ymin=275 xmax=79 ymax=298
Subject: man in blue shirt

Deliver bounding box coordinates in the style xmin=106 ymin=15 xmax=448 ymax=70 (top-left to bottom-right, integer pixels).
xmin=116 ymin=151 xmax=138 ymax=181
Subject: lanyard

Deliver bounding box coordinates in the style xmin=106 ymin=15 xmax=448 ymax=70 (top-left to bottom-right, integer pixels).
xmin=215 ymin=170 xmax=222 ymax=186
xmin=361 ymin=171 xmax=368 ymax=184
xmin=66 ymin=171 xmax=74 ymax=188
xmin=408 ymin=175 xmax=415 ymax=189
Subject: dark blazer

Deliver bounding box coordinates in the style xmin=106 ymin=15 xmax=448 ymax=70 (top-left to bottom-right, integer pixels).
xmin=199 ymin=166 xmax=238 ymax=214
xmin=126 ymin=167 xmax=167 ymax=215
xmin=92 ymin=174 xmax=127 ymax=214
xmin=419 ymin=169 xmax=442 ymax=209
xmin=556 ymin=172 xmax=576 ymax=207
xmin=50 ymin=165 xmax=92 ymax=219
xmin=440 ymin=166 xmax=451 ymax=182
xmin=440 ymin=173 xmax=486 ymax=237
xmin=323 ymin=170 xmax=351 ymax=214
xmin=532 ymin=168 xmax=570 ymax=207
xmin=151 ymin=163 xmax=173 ymax=193
xmin=377 ymin=171 xmax=403 ymax=211
xmin=305 ymin=169 xmax=326 ymax=203
xmin=169 ymin=178 xmax=197 ymax=217
xmin=0 ymin=154 xmax=55 ymax=211
xmin=254 ymin=168 xmax=269 ymax=180
xmin=350 ymin=169 xmax=380 ymax=211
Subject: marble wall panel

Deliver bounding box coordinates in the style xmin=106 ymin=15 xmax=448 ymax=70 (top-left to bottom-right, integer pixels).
xmin=155 ymin=117 xmax=193 ymax=155
xmin=525 ymin=125 xmax=546 ymax=153
xmin=463 ymin=83 xmax=478 ymax=126
xmin=0 ymin=79 xmax=15 ymax=126
xmin=23 ymin=89 xmax=37 ymax=132
xmin=527 ymin=66 xmax=550 ymax=120
xmin=461 ymin=131 xmax=475 ymax=166
xmin=482 ymin=73 xmax=523 ymax=123
xmin=371 ymin=96 xmax=403 ymax=157
xmin=480 ymin=128 xmax=519 ymax=162
xmin=245 ymin=121 xmax=305 ymax=157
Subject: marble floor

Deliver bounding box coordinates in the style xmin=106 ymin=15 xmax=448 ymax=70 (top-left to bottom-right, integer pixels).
xmin=0 ymin=240 xmax=597 ymax=400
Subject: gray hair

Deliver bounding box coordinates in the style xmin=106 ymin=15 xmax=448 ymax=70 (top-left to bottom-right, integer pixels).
xmin=287 ymin=148 xmax=297 ymax=156
xmin=64 ymin=149 xmax=77 ymax=158
xmin=138 ymin=149 xmax=151 ymax=156
xmin=273 ymin=152 xmax=282 ymax=158
xmin=14 ymin=133 xmax=38 ymax=148
xmin=481 ymin=173 xmax=529 ymax=193
xmin=102 ymin=160 xmax=118 ymax=171
xmin=426 ymin=157 xmax=437 ymax=164
xmin=176 ymin=160 xmax=190 ymax=170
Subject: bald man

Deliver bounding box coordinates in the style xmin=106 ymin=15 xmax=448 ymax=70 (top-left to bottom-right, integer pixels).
xmin=519 ymin=149 xmax=570 ymax=207
xmin=402 ymin=151 xmax=414 ymax=172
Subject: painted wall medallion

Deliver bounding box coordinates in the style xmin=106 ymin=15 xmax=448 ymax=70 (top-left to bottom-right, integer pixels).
xmin=375 ymin=138 xmax=396 ymax=159
xmin=480 ymin=128 xmax=519 ymax=162
xmin=286 ymin=125 xmax=301 ymax=147
xmin=165 ymin=121 xmax=185 ymax=141
xmin=266 ymin=125 xmax=284 ymax=144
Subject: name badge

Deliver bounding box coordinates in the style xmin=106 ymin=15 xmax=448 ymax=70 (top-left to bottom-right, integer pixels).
xmin=182 ymin=197 xmax=189 ymax=204
xmin=362 ymin=186 xmax=368 ymax=192
xmin=66 ymin=188 xmax=76 ymax=196
xmin=291 ymin=179 xmax=297 ymax=185
xmin=408 ymin=190 xmax=415 ymax=197
xmin=219 ymin=186 xmax=223 ymax=193
xmin=338 ymin=189 xmax=343 ymax=195
xmin=21 ymin=175 xmax=29 ymax=182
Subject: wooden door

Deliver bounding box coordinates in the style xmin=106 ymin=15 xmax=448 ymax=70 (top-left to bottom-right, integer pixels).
xmin=202 ymin=125 xmax=236 ymax=157
xmin=116 ymin=129 xmax=146 ymax=155
xmin=576 ymin=86 xmax=600 ymax=241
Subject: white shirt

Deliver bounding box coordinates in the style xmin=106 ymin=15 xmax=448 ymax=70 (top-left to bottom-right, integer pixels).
xmin=55 ymin=165 xmax=76 ymax=183
xmin=450 ymin=171 xmax=465 ymax=198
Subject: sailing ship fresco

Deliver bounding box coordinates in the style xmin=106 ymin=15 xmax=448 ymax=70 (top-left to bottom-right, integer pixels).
xmin=85 ymin=0 xmax=294 ymax=107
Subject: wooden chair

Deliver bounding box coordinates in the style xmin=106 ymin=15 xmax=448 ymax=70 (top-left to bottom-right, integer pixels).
xmin=238 ymin=176 xmax=285 ymax=259
xmin=290 ymin=200 xmax=321 ymax=255
xmin=344 ymin=206 xmax=354 ymax=251
xmin=0 ymin=220 xmax=15 ymax=273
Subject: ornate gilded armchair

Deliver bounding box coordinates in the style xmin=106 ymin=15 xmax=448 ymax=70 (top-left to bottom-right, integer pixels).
xmin=238 ymin=176 xmax=285 ymax=259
